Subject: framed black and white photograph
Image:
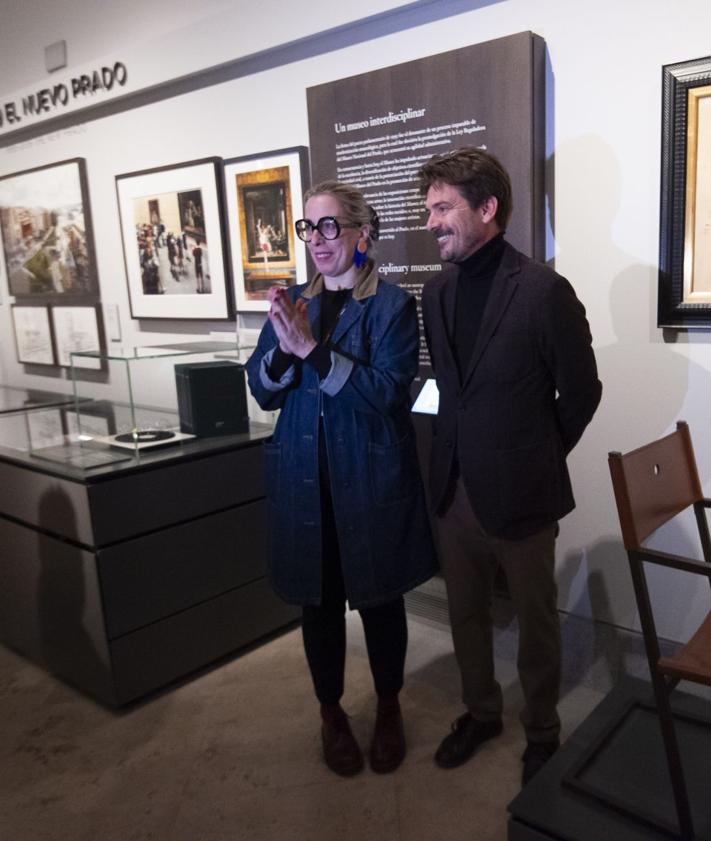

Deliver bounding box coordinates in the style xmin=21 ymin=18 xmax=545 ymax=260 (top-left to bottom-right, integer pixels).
xmin=0 ymin=158 xmax=98 ymax=299
xmin=11 ymin=304 xmax=55 ymax=365
xmin=51 ymin=304 xmax=103 ymax=368
xmin=116 ymin=158 xmax=231 ymax=320
xmin=659 ymin=54 xmax=711 ymax=327
xmin=224 ymin=147 xmax=309 ymax=312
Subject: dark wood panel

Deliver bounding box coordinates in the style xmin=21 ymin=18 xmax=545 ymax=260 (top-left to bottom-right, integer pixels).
xmin=0 ymin=515 xmax=115 ymax=704
xmin=0 ymin=460 xmax=94 ymax=544
xmin=99 ymin=499 xmax=268 ymax=638
xmin=109 ymin=577 xmax=299 ymax=705
xmin=88 ymin=441 xmax=265 ymax=544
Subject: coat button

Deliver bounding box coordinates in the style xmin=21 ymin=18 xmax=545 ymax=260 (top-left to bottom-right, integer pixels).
xmin=445 ymin=440 xmax=453 ymax=448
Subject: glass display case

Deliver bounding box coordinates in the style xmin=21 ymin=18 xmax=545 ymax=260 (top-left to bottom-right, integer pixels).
xmin=18 ymin=340 xmax=269 ymax=470
xmin=0 ymin=384 xmax=79 ymax=415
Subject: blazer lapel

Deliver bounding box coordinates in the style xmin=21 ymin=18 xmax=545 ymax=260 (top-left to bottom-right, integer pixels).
xmin=461 ymin=245 xmax=521 ymax=388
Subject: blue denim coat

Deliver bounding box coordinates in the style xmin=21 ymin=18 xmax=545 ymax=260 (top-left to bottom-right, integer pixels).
xmin=246 ymin=264 xmax=437 ymax=608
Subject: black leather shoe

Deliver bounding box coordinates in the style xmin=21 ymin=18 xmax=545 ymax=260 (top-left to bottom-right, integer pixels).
xmin=321 ymin=710 xmax=364 ymax=777
xmin=521 ymin=739 xmax=559 ymax=786
xmin=369 ymin=706 xmax=406 ymax=773
xmin=434 ymin=713 xmax=503 ymax=768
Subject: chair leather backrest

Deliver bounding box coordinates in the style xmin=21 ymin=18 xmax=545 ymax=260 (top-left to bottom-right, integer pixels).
xmin=608 ymin=422 xmax=703 ymax=550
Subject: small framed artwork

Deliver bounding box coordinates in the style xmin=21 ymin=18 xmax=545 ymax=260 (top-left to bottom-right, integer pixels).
xmin=116 ymin=158 xmax=232 ymax=320
xmin=659 ymin=55 xmax=711 ymax=327
xmin=26 ymin=409 xmax=66 ymax=450
xmin=0 ymin=158 xmax=99 ymax=299
xmin=223 ymin=147 xmax=309 ymax=312
xmin=51 ymin=304 xmax=104 ymax=368
xmin=12 ymin=305 xmax=55 ymax=365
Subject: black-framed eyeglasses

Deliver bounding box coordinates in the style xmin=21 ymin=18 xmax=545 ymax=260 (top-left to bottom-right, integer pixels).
xmin=294 ymin=216 xmax=358 ymax=242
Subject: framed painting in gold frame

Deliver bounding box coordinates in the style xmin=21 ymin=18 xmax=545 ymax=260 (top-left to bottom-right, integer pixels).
xmin=223 ymin=147 xmax=309 ymax=312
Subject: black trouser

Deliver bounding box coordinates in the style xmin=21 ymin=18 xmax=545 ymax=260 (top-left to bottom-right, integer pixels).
xmin=301 ymin=463 xmax=408 ymax=706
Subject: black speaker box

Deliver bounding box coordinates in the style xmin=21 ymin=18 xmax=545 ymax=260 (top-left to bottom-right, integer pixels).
xmin=174 ymin=360 xmax=249 ymax=437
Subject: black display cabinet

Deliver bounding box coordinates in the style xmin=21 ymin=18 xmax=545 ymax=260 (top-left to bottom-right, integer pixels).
xmin=0 ymin=402 xmax=297 ymax=707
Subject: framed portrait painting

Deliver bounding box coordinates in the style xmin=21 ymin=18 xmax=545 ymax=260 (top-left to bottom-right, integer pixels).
xmin=659 ymin=55 xmax=711 ymax=327
xmin=0 ymin=158 xmax=99 ymax=299
xmin=116 ymin=158 xmax=231 ymax=319
xmin=223 ymin=147 xmax=309 ymax=312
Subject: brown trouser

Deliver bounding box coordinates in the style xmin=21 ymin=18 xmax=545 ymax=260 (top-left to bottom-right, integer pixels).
xmin=436 ymin=475 xmax=561 ymax=743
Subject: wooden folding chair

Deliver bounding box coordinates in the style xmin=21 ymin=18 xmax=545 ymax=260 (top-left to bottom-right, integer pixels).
xmin=608 ymin=420 xmax=711 ymax=839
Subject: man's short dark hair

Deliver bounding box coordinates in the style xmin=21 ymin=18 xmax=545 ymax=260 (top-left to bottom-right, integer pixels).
xmin=416 ymin=147 xmax=513 ymax=228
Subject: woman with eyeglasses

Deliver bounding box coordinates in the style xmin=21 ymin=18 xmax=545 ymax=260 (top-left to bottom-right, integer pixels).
xmin=246 ymin=180 xmax=436 ymax=778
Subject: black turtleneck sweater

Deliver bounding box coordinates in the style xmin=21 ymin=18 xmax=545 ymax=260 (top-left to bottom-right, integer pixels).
xmin=452 ymin=232 xmax=505 ymax=380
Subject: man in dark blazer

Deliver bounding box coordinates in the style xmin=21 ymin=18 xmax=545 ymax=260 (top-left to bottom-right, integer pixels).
xmin=417 ymin=148 xmax=601 ymax=786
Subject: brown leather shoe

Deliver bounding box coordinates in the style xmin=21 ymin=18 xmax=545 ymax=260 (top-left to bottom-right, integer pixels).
xmin=321 ymin=706 xmax=364 ymax=777
xmin=369 ymin=700 xmax=406 ymax=774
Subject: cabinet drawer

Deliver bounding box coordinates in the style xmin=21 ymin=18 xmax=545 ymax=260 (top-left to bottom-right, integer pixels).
xmin=88 ymin=443 xmax=265 ymax=545
xmin=98 ymin=499 xmax=267 ymax=638
xmin=109 ymin=577 xmax=299 ymax=705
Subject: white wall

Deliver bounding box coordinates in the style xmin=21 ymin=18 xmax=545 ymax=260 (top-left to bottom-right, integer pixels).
xmin=1 ymin=0 xmax=711 ymax=641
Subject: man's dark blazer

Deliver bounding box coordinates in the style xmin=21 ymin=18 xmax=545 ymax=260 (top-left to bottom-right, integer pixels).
xmin=422 ymin=241 xmax=602 ymax=541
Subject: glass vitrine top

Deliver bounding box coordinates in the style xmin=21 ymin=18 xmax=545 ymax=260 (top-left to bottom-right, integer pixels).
xmin=70 ymin=340 xmax=248 ymax=362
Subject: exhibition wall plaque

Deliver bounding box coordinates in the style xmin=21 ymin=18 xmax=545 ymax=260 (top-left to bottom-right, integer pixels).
xmin=307 ymin=31 xmax=546 ymax=374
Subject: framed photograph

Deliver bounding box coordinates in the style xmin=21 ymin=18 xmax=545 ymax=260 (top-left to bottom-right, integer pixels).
xmin=12 ymin=305 xmax=55 ymax=365
xmin=51 ymin=304 xmax=103 ymax=368
xmin=0 ymin=158 xmax=98 ymax=299
xmin=116 ymin=158 xmax=231 ymax=320
xmin=224 ymin=147 xmax=309 ymax=312
xmin=659 ymin=55 xmax=711 ymax=327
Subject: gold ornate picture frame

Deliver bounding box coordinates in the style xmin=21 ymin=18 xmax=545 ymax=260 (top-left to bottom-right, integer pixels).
xmin=223 ymin=147 xmax=309 ymax=313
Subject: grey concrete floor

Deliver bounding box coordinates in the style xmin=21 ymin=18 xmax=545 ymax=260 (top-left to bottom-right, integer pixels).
xmin=0 ymin=605 xmax=659 ymax=841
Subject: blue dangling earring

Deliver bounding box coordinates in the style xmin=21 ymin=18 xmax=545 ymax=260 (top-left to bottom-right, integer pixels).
xmin=353 ymin=240 xmax=368 ymax=268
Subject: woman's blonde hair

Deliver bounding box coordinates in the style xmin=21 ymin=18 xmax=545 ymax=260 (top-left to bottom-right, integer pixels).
xmin=303 ymin=180 xmax=379 ymax=247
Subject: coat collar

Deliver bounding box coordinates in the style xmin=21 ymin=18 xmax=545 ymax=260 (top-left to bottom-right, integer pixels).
xmin=300 ymin=259 xmax=379 ymax=302
xmin=300 ymin=260 xmax=379 ymax=346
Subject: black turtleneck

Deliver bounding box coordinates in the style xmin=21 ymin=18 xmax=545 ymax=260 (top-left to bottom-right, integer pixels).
xmin=452 ymin=232 xmax=505 ymax=380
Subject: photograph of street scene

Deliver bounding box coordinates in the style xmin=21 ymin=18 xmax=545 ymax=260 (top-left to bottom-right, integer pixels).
xmin=0 ymin=161 xmax=95 ymax=298
xmin=131 ymin=189 xmax=211 ymax=296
